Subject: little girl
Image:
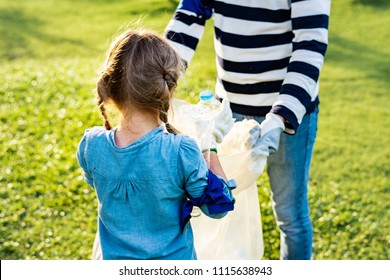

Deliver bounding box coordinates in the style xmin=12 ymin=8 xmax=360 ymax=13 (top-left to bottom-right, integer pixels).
xmin=76 ymin=29 xmax=235 ymax=260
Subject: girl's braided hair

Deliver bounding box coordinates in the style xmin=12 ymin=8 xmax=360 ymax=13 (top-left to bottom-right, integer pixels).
xmin=96 ymin=29 xmax=184 ymax=133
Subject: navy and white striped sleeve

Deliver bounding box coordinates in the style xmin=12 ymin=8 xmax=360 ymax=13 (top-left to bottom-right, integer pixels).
xmin=164 ymin=0 xmax=213 ymax=64
xmin=271 ymin=0 xmax=331 ymax=134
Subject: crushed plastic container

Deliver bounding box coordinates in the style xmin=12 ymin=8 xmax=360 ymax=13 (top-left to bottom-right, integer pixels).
xmin=198 ymin=90 xmax=221 ymax=166
xmin=179 ymin=90 xmax=221 ymax=167
xmin=199 ymin=90 xmax=221 ymax=111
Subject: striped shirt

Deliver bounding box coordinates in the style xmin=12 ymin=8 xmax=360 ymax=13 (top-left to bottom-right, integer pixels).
xmin=165 ymin=0 xmax=331 ymax=134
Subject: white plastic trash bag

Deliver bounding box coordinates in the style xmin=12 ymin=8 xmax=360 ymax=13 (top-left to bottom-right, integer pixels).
xmin=191 ymin=180 xmax=263 ymax=259
xmin=91 ymin=98 xmax=267 ymax=260
xmin=171 ymin=99 xmax=266 ymax=260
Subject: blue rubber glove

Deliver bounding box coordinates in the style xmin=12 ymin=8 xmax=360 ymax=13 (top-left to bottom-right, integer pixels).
xmin=177 ymin=0 xmax=213 ymax=19
xmin=251 ymin=113 xmax=285 ymax=157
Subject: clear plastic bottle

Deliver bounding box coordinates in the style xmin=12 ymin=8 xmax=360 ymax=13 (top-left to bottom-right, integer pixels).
xmin=191 ymin=90 xmax=221 ymax=218
xmin=199 ymin=90 xmax=221 ymax=111
xmin=178 ymin=90 xmax=221 ymax=167
xmin=197 ymin=90 xmax=221 ymax=167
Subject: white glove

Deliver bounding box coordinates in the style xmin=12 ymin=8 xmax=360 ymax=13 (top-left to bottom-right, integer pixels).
xmin=251 ymin=113 xmax=285 ymax=157
xmin=212 ymin=99 xmax=235 ymax=145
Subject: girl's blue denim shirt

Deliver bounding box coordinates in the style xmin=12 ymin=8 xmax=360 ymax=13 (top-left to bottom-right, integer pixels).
xmin=76 ymin=124 xmax=233 ymax=260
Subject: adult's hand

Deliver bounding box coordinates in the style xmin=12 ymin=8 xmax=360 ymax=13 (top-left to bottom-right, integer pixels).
xmin=251 ymin=113 xmax=285 ymax=157
xmin=211 ymin=99 xmax=235 ymax=145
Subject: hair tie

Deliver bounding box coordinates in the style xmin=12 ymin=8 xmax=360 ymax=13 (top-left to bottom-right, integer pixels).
xmin=163 ymin=73 xmax=169 ymax=83
xmin=163 ymin=72 xmax=177 ymax=89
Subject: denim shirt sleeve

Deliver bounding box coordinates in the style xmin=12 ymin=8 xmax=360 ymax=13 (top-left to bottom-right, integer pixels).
xmin=76 ymin=130 xmax=94 ymax=188
xmin=178 ymin=136 xmax=236 ymax=232
xmin=177 ymin=136 xmax=208 ymax=199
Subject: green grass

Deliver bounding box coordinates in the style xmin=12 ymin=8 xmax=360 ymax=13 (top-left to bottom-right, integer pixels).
xmin=1 ymin=0 xmax=389 ymax=260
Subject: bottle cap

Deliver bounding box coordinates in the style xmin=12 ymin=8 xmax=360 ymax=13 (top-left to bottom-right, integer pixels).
xmin=199 ymin=90 xmax=214 ymax=102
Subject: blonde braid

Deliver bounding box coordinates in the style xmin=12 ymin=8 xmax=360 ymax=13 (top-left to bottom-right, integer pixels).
xmin=159 ymin=104 xmax=180 ymax=134
xmin=97 ymin=96 xmax=112 ymax=130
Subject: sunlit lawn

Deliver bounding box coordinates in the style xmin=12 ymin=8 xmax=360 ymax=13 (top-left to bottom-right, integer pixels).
xmin=0 ymin=0 xmax=389 ymax=259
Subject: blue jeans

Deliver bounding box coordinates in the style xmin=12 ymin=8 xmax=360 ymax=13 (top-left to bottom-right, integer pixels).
xmin=233 ymin=109 xmax=318 ymax=260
